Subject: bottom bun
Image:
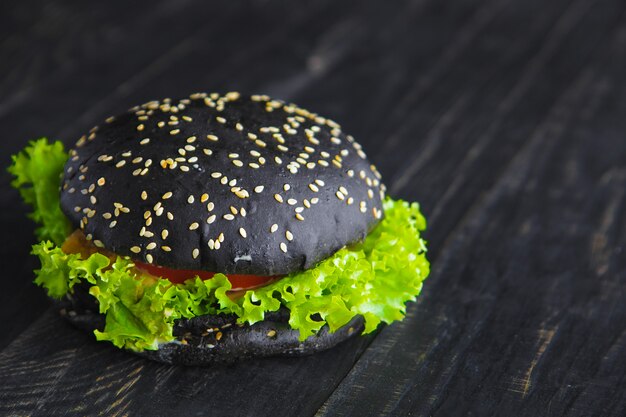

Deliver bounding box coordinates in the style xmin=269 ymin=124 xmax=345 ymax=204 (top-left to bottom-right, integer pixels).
xmin=58 ymin=285 xmax=364 ymax=366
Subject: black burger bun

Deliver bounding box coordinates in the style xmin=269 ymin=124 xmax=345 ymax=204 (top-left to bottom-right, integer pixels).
xmin=60 ymin=285 xmax=365 ymax=366
xmin=59 ymin=93 xmax=386 ymax=275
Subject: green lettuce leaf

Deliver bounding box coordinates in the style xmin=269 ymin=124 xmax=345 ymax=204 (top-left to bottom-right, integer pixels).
xmin=8 ymin=138 xmax=71 ymax=245
xmin=11 ymin=138 xmax=430 ymax=351
xmin=30 ymin=198 xmax=429 ymax=350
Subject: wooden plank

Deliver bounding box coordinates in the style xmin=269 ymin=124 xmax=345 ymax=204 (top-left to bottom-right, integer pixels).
xmin=2 ymin=0 xmax=625 ymax=415
xmin=317 ymin=0 xmax=626 ymax=415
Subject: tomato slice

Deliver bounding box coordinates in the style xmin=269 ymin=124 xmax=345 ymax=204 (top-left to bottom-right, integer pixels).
xmin=133 ymin=260 xmax=277 ymax=291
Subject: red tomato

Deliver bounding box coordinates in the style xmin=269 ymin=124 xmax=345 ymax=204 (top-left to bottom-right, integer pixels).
xmin=133 ymin=260 xmax=277 ymax=290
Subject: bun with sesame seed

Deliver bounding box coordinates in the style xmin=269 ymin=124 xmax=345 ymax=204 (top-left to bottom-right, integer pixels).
xmin=60 ymin=92 xmax=385 ymax=276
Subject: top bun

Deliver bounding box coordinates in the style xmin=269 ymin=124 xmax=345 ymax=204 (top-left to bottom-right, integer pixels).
xmin=60 ymin=93 xmax=386 ymax=275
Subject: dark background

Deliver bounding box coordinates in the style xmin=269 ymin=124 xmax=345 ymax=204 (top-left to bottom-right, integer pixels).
xmin=1 ymin=0 xmax=625 ymax=416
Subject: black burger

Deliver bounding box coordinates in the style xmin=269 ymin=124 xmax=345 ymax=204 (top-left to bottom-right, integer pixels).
xmin=9 ymin=92 xmax=430 ymax=365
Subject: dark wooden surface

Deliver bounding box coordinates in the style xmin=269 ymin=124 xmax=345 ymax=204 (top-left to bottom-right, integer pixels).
xmin=1 ymin=0 xmax=625 ymax=416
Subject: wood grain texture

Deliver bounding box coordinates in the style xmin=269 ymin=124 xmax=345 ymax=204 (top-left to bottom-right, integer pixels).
xmin=1 ymin=0 xmax=625 ymax=415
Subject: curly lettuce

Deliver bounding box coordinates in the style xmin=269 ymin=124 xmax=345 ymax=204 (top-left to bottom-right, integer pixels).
xmin=12 ymin=139 xmax=430 ymax=351
xmin=8 ymin=138 xmax=71 ymax=245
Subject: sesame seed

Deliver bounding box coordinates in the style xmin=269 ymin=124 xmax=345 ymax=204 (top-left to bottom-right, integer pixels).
xmin=287 ymin=198 xmax=297 ymax=205
xmin=90 ymin=196 xmax=97 ymax=205
xmin=274 ymin=194 xmax=284 ymax=203
xmin=232 ymin=159 xmax=243 ymax=167
xmin=180 ymin=165 xmax=190 ymax=172
xmin=233 ymin=187 xmax=248 ymax=198
xmin=208 ymin=239 xmax=215 ymax=249
xmin=255 ymin=139 xmax=267 ymax=148
xmin=240 ymin=207 xmax=247 ymax=216
xmin=162 ymin=191 xmax=173 ymax=199
xmin=141 ymin=191 xmax=148 ymax=200
xmin=315 ymin=179 xmax=325 ymax=187
xmin=146 ymin=242 xmax=157 ymax=250
xmin=207 ymin=202 xmax=215 ymax=211
xmin=295 ymin=213 xmax=305 ymax=221
xmin=339 ymin=186 xmax=348 ymax=195
xmin=309 ymin=184 xmax=319 ymax=192
xmin=137 ymin=124 xmax=145 ymax=131
xmin=218 ymin=233 xmax=225 ymax=242
xmin=201 ymin=193 xmax=209 ymax=202
xmin=203 ymin=148 xmax=213 ymax=155
xmin=115 ymin=160 xmax=126 ymax=168
xmin=167 ymin=212 xmax=174 ymax=220
xmin=130 ymin=246 xmax=141 ymax=254
xmin=311 ymin=197 xmax=320 ymax=204
xmin=275 ymin=156 xmax=283 ymax=164
xmin=280 ymin=243 xmax=288 ymax=253
xmin=223 ymin=214 xmax=235 ymax=221
xmin=236 ymin=123 xmax=244 ymax=131
xmin=211 ymin=172 xmax=222 ymax=178
xmin=239 ymin=228 xmax=247 ymax=238
xmin=254 ymin=186 xmax=264 ymax=193
xmin=103 ymin=212 xmax=112 ymax=219
xmin=220 ymin=177 xmax=228 ymax=185
xmin=285 ymin=231 xmax=293 ymax=241
xmin=336 ymin=191 xmax=345 ymax=200
xmin=162 ymin=246 xmax=172 ymax=252
xmin=214 ymin=240 xmax=221 ymax=250
xmin=97 ymin=177 xmax=106 ymax=186
xmin=146 ymin=254 xmax=154 ymax=263
xmin=347 ymin=197 xmax=354 ymax=205
xmin=207 ymin=214 xmax=216 ymax=224
xmin=250 ymin=150 xmax=261 ymax=157
xmin=230 ymin=206 xmax=238 ymax=215
xmin=189 ymin=222 xmax=199 ymax=230
xmin=188 ymin=195 xmax=195 ymax=204
xmin=193 ymin=248 xmax=199 ymax=259
xmin=249 ymin=162 xmax=260 ymax=169
xmin=270 ymin=224 xmax=278 ymax=233
xmin=207 ymin=134 xmax=219 ymax=141
xmin=170 ymin=129 xmax=180 ymax=135
xmin=216 ymin=117 xmax=226 ymax=124
xmin=283 ymin=184 xmax=291 ymax=191
xmin=109 ymin=220 xmax=117 ymax=228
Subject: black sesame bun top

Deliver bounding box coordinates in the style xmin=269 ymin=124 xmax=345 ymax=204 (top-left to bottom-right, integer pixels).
xmin=60 ymin=93 xmax=386 ymax=275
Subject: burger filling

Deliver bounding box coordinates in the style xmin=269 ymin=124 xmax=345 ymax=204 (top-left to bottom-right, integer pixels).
xmin=62 ymin=229 xmax=278 ymax=292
